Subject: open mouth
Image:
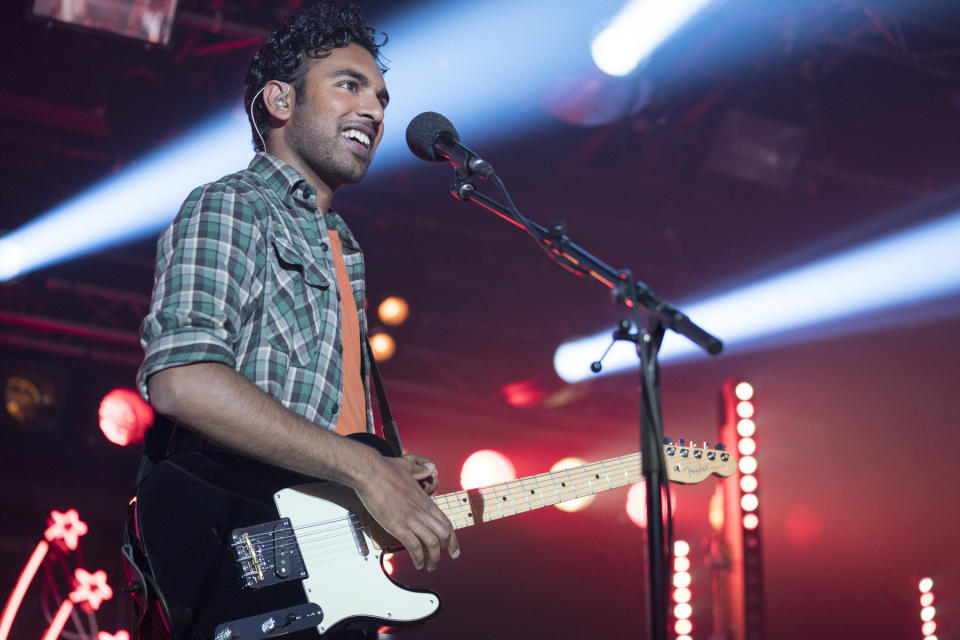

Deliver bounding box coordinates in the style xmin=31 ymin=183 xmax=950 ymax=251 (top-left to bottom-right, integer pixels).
xmin=341 ymin=128 xmax=371 ymax=150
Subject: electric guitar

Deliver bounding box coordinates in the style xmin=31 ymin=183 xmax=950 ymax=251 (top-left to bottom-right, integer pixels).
xmin=133 ymin=434 xmax=734 ymax=639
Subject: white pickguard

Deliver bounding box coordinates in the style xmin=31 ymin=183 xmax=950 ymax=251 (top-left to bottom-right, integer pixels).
xmin=274 ymin=484 xmax=439 ymax=636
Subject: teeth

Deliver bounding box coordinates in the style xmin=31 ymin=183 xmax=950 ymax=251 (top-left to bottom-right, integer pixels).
xmin=341 ymin=129 xmax=371 ymax=148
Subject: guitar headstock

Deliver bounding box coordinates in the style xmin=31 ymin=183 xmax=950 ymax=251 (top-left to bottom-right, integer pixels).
xmin=663 ymin=439 xmax=736 ymax=484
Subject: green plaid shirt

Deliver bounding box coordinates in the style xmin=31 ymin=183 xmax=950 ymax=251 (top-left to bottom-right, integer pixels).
xmin=138 ymin=153 xmax=373 ymax=432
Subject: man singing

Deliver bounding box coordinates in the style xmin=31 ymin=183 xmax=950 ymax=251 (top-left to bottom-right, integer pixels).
xmin=136 ymin=3 xmax=458 ymax=636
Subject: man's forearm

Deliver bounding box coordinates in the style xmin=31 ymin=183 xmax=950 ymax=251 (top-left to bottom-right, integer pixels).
xmin=146 ymin=361 xmax=379 ymax=490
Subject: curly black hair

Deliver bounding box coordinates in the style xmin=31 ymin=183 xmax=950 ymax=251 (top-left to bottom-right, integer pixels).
xmin=243 ymin=3 xmax=388 ymax=152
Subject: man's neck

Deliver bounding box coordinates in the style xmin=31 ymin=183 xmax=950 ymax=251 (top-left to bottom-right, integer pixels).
xmin=265 ymin=147 xmax=334 ymax=212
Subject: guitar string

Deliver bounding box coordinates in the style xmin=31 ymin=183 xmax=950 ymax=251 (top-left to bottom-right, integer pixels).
xmin=229 ymin=451 xmax=723 ymax=577
xmin=233 ymin=451 xmax=718 ymax=554
xmin=235 ymin=456 xmax=648 ymax=550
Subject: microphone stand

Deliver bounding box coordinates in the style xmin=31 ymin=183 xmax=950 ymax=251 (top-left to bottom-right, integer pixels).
xmin=447 ymin=166 xmax=723 ymax=640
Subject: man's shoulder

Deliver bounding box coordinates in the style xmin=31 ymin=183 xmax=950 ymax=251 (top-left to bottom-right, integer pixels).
xmin=179 ymin=165 xmax=281 ymax=224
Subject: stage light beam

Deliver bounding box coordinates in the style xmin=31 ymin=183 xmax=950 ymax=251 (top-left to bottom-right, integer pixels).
xmin=554 ymin=211 xmax=960 ymax=382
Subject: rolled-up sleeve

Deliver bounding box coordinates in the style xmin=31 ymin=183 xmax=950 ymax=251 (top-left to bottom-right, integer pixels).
xmin=137 ymin=182 xmax=262 ymax=401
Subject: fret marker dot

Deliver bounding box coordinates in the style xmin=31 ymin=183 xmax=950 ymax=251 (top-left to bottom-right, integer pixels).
xmin=502 ymin=497 xmax=507 ymax=501
xmin=561 ymin=482 xmax=566 ymax=487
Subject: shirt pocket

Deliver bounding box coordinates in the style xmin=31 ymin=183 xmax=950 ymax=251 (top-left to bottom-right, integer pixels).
xmin=264 ymin=236 xmax=335 ymax=367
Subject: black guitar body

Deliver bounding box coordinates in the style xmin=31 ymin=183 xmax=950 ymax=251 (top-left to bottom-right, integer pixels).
xmin=133 ymin=433 xmax=398 ymax=640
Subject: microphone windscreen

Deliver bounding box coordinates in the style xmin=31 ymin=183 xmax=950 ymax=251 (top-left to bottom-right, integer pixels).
xmin=406 ymin=111 xmax=460 ymax=162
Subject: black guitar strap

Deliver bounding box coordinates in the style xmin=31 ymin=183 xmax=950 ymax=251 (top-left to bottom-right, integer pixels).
xmin=366 ymin=337 xmax=404 ymax=457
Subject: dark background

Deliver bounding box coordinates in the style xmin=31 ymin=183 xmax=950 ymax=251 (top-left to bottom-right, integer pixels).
xmin=2 ymin=0 xmax=959 ymax=638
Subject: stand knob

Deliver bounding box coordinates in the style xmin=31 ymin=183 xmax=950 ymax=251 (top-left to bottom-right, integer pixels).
xmin=715 ymin=443 xmax=726 ymax=451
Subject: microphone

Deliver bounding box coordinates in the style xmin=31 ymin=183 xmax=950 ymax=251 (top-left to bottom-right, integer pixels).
xmin=405 ymin=111 xmax=495 ymax=178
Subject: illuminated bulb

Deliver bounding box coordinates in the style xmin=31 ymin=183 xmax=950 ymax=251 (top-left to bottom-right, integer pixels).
xmin=674 ymin=556 xmax=690 ymax=572
xmin=736 ymin=400 xmax=755 ymax=418
xmin=739 ymin=455 xmax=758 ymax=475
xmin=377 ymin=296 xmax=409 ymax=326
xmin=674 ymin=540 xmax=690 ymax=557
xmin=738 ymin=437 xmax=757 ymax=456
xmin=369 ymin=332 xmax=396 ymax=362
xmin=673 ymin=587 xmax=691 ymax=604
xmin=740 ymin=493 xmax=759 ymax=512
xmin=673 ymin=603 xmax=692 ymax=619
xmin=735 ymin=381 xmax=754 ymax=400
xmin=922 ymin=621 xmax=936 ymax=636
xmin=740 ymin=475 xmax=758 ymax=493
xmin=919 ymin=577 xmax=934 ymax=593
xmin=921 ymin=606 xmax=936 ymax=622
xmin=459 ymin=450 xmax=516 ymax=490
xmin=920 ymin=593 xmax=934 ymax=607
xmin=677 ymin=636 xmax=692 ymax=640
xmin=98 ymin=388 xmax=153 ymax=446
xmin=673 ymin=571 xmax=691 ymax=588
xmin=674 ymin=618 xmax=693 ymax=636
xmin=737 ymin=418 xmax=756 ymax=437
xmin=550 ymin=457 xmax=595 ymax=512
xmin=743 ymin=513 xmax=759 ymax=530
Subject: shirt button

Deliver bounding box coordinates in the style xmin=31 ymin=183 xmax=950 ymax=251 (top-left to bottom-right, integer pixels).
xmin=331 ymin=403 xmax=339 ymax=414
xmin=320 ymin=242 xmax=329 ymax=251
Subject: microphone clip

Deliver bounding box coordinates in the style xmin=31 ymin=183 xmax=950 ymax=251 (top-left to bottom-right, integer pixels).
xmin=590 ymin=318 xmax=638 ymax=373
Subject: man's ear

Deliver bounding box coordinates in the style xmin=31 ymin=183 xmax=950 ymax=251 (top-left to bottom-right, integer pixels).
xmin=263 ymin=80 xmax=294 ymax=123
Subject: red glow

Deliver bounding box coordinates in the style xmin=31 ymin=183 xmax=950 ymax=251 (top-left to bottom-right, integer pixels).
xmin=500 ymin=380 xmax=546 ymax=408
xmin=460 ymin=450 xmax=516 ymax=489
xmin=382 ymin=553 xmax=395 ymax=576
xmin=673 ymin=587 xmax=691 ymax=604
xmin=625 ymin=481 xmax=677 ymax=528
xmin=675 ymin=618 xmax=693 ymax=635
xmin=98 ymin=632 xmax=129 ymax=640
xmin=920 ymin=593 xmax=934 ymax=607
xmin=69 ymin=569 xmax=113 ymax=610
xmin=44 ymin=509 xmax=88 ymax=551
xmin=922 ymin=621 xmax=936 ymax=636
xmin=784 ymin=505 xmax=824 ymax=547
xmin=99 ymin=389 xmax=153 ymax=447
xmin=42 ymin=601 xmax=74 ymax=640
xmin=0 ymin=540 xmax=49 ymax=640
xmin=743 ymin=513 xmax=759 ymax=530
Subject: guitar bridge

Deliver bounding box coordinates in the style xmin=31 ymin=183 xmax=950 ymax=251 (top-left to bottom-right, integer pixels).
xmin=230 ymin=518 xmax=307 ymax=589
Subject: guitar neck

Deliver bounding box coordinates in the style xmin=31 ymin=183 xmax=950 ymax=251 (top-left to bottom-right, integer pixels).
xmin=433 ymin=452 xmax=643 ymax=530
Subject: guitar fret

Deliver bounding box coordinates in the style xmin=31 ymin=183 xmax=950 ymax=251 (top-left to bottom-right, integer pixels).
xmin=428 ymin=446 xmax=731 ymax=530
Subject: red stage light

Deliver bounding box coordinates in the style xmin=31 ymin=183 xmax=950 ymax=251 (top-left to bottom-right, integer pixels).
xmin=740 ymin=475 xmax=758 ymax=493
xmin=738 ymin=455 xmax=758 ymax=475
xmin=922 ymin=621 xmax=936 ymax=636
xmin=674 ymin=618 xmax=693 ymax=635
xmin=672 ymin=572 xmax=691 ymax=589
xmin=736 ymin=418 xmax=756 ymax=437
xmin=673 ymin=587 xmax=691 ymax=604
xmin=736 ymin=400 xmax=755 ymax=418
xmin=97 ymin=632 xmax=129 ymax=640
xmin=921 ymin=606 xmax=936 ymax=622
xmin=98 ymin=389 xmax=153 ymax=446
xmin=460 ymin=450 xmax=516 ymax=490
xmin=625 ymin=481 xmax=677 ymax=528
xmin=69 ymin=569 xmax=113 ymax=610
xmin=738 ymin=437 xmax=757 ymax=456
xmin=919 ymin=577 xmax=933 ymax=593
xmin=743 ymin=513 xmax=759 ymax=530
xmin=673 ymin=603 xmax=692 ymax=619
xmin=500 ymin=380 xmax=546 ymax=408
xmin=44 ymin=509 xmax=88 ymax=551
xmin=740 ymin=494 xmax=759 ymax=512
xmin=674 ymin=556 xmax=690 ymax=572
xmin=920 ymin=593 xmax=934 ymax=607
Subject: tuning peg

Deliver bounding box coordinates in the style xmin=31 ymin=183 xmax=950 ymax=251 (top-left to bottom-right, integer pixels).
xmin=663 ymin=437 xmax=673 ymax=445
xmin=703 ymin=441 xmax=711 ymax=449
xmin=689 ymin=441 xmax=698 ymax=448
xmin=715 ymin=443 xmax=726 ymax=451
xmin=677 ymin=438 xmax=686 ymax=447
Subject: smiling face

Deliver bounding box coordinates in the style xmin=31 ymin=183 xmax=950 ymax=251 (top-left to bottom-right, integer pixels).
xmin=277 ymin=43 xmax=389 ymax=200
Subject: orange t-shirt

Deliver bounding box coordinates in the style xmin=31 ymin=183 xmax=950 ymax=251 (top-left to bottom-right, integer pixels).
xmin=327 ymin=230 xmax=366 ymax=436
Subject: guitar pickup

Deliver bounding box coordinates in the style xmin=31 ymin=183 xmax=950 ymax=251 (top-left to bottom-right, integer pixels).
xmin=230 ymin=518 xmax=307 ymax=589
